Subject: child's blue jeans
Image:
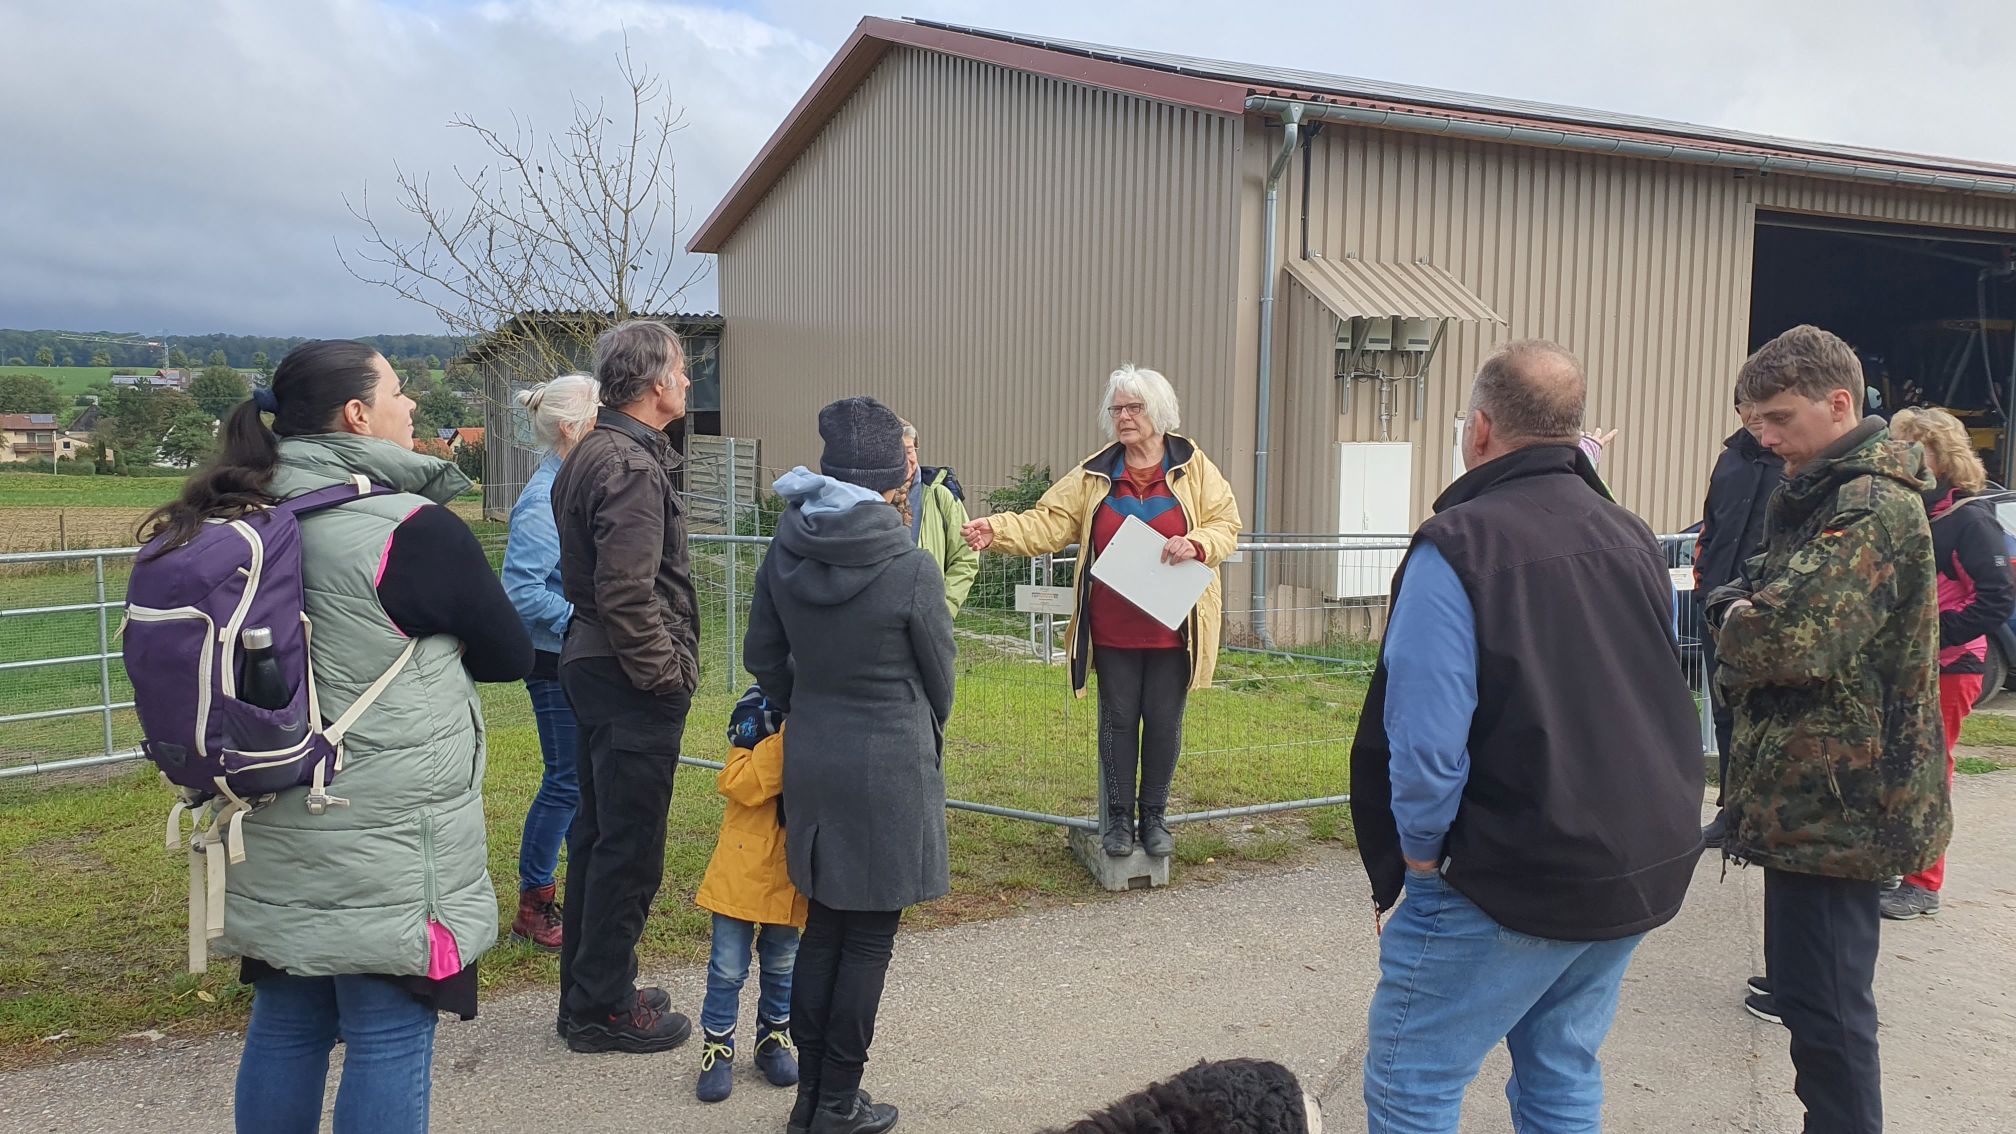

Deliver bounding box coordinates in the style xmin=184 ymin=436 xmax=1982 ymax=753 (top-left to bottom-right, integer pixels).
xmin=702 ymin=913 xmax=800 ymax=1036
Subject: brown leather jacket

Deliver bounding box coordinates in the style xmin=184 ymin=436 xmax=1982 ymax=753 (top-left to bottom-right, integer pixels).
xmin=551 ymin=407 xmax=700 ymax=696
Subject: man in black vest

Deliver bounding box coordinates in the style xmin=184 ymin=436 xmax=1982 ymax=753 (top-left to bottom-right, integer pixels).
xmin=1353 ymin=341 xmax=1704 ymax=1133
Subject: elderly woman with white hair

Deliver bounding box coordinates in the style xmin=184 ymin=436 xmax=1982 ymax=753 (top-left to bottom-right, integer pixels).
xmin=500 ymin=373 xmax=601 ymax=951
xmin=963 ymin=364 xmax=1242 ymax=859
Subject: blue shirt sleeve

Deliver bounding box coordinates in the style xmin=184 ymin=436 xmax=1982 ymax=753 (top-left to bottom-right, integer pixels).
xmin=1383 ymin=542 xmax=1479 ymax=866
xmin=502 ymin=461 xmax=574 ymax=644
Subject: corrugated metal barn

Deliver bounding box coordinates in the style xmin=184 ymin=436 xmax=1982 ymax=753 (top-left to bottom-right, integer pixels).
xmin=690 ymin=17 xmax=2016 ymax=609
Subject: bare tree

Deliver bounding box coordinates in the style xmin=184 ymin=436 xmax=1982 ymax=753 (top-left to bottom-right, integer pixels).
xmin=342 ymin=38 xmax=707 ymax=390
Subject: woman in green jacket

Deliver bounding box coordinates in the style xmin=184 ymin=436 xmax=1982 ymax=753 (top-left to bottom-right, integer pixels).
xmin=899 ymin=417 xmax=978 ymax=617
xmin=141 ymin=341 xmax=532 ymax=1134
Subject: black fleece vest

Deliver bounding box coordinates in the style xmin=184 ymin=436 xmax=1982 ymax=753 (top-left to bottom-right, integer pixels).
xmin=1349 ymin=445 xmax=1704 ymax=941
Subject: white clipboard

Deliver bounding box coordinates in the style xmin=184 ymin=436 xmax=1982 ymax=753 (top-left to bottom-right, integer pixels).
xmin=1089 ymin=515 xmax=1214 ymax=630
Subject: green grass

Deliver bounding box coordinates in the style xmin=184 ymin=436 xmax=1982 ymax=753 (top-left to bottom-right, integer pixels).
xmin=0 ymin=366 xmax=136 ymax=396
xmin=0 ymin=473 xmax=186 ymax=509
xmin=1959 ymin=714 xmax=2016 ymax=749
xmin=0 ymin=549 xmax=1356 ymax=1061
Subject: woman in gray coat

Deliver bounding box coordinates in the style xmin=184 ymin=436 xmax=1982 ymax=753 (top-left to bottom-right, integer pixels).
xmin=744 ymin=396 xmax=956 ymax=1134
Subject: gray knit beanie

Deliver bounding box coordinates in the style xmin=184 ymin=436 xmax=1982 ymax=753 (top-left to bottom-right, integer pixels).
xmin=817 ymin=396 xmax=908 ymax=492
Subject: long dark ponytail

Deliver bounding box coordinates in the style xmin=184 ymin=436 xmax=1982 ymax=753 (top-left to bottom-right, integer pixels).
xmin=140 ymin=340 xmax=386 ymax=553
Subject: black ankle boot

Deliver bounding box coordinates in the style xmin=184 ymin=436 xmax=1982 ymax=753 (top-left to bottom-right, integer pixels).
xmin=1137 ymin=805 xmax=1173 ymax=858
xmin=1102 ymin=805 xmax=1135 ymax=857
xmin=811 ymin=1093 xmax=899 ymax=1134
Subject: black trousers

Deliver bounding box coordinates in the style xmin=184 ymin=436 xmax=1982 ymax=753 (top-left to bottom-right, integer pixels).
xmin=1093 ymin=646 xmax=1190 ymax=822
xmin=557 ymin=656 xmax=690 ymax=1018
xmin=1764 ymin=868 xmax=1883 ymax=1134
xmin=791 ymin=900 xmax=902 ymax=1109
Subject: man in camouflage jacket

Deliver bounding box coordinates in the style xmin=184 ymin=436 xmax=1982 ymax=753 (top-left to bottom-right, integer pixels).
xmin=1709 ymin=325 xmax=1948 ymax=1134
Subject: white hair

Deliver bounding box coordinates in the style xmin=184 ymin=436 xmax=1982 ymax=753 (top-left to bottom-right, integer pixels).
xmin=1099 ymin=364 xmax=1181 ymax=439
xmin=899 ymin=417 xmax=918 ymax=442
xmin=515 ymin=373 xmax=601 ymax=450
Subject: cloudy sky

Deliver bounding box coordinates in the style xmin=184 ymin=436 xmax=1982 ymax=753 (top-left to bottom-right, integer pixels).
xmin=4 ymin=0 xmax=2014 ymax=338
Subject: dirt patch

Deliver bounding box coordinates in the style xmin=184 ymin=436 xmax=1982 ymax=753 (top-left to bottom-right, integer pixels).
xmin=15 ymin=836 xmax=101 ymax=874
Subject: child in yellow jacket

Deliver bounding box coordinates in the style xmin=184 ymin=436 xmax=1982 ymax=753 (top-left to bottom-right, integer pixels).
xmin=694 ymin=687 xmax=809 ymax=1104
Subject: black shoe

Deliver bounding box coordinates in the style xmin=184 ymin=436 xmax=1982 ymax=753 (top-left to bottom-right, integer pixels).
xmin=557 ymin=986 xmax=671 ymax=1039
xmin=1137 ymin=806 xmax=1174 ymax=859
xmin=1747 ymin=975 xmax=1771 ymax=998
xmin=1102 ymin=807 xmax=1135 ymax=858
xmin=565 ymin=991 xmax=692 ymax=1054
xmin=1744 ymin=993 xmax=1784 ymax=1027
xmin=790 ymin=1090 xmax=873 ymax=1134
xmin=811 ymin=1094 xmax=899 ymax=1134
xmin=1701 ymin=810 xmax=1729 ymax=850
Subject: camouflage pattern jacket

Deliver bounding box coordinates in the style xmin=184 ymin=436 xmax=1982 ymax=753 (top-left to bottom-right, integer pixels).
xmin=1714 ymin=418 xmax=1950 ymax=880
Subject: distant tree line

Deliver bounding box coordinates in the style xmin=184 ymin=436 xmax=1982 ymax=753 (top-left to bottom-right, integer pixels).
xmin=0 ymin=328 xmax=468 ymax=371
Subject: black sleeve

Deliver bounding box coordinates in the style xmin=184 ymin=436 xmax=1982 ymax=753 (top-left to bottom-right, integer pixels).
xmin=742 ymin=552 xmax=795 ymax=712
xmin=376 ymin=505 xmax=535 ymax=683
xmin=1941 ymin=508 xmax=2016 ymax=648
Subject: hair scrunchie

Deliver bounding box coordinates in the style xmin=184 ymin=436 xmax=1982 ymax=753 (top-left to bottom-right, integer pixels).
xmin=251 ymin=386 xmax=280 ymax=414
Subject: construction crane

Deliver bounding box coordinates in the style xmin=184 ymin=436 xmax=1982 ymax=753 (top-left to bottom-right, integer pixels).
xmin=54 ymin=332 xmax=170 ymax=369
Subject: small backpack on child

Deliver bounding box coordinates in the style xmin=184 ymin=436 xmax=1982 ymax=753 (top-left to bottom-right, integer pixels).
xmin=123 ymin=477 xmax=418 ymax=970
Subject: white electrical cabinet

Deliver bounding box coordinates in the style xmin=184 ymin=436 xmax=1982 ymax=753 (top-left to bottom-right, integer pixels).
xmin=1336 ymin=441 xmax=1413 ymax=599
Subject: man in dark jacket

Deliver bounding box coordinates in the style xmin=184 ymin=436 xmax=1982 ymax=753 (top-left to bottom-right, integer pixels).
xmin=1711 ymin=325 xmax=1948 ymax=1134
xmin=1352 ymin=341 xmax=1702 ymax=1133
xmin=550 ymin=319 xmax=701 ymax=1054
xmin=1694 ymin=408 xmax=1785 ymax=846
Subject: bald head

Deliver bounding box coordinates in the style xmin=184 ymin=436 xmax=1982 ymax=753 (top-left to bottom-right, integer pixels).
xmin=1471 ymin=340 xmax=1585 ymax=441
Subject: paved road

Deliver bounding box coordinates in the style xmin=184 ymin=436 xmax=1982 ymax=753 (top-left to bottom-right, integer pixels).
xmin=4 ymin=774 xmax=2012 ymax=1133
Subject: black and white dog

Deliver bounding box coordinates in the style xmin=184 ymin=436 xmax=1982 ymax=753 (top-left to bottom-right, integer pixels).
xmin=1042 ymin=1058 xmax=1322 ymax=1134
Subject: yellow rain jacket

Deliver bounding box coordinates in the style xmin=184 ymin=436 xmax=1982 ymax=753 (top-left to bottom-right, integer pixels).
xmin=694 ymin=730 xmax=809 ymax=929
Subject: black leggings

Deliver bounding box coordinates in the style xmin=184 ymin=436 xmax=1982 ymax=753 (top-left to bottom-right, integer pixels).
xmin=790 ymin=900 xmax=903 ymax=1110
xmin=1094 ymin=646 xmax=1191 ymax=817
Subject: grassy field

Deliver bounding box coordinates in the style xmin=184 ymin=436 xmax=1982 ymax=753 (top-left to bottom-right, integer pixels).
xmin=0 ymin=366 xmax=134 ymax=396
xmin=0 ymin=541 xmax=1358 ymax=1063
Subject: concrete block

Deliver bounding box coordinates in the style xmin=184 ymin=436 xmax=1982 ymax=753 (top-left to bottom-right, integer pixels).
xmin=1068 ymin=826 xmax=1169 ymax=891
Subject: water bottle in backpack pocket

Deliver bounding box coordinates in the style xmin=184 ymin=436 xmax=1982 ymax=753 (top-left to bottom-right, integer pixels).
xmin=123 ymin=478 xmax=417 ymax=970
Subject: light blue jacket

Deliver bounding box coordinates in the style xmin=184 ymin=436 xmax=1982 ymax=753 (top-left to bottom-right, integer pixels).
xmin=504 ymin=454 xmax=572 ymax=656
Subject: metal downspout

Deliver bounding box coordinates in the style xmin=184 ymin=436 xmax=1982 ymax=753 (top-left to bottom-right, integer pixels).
xmin=1251 ymin=104 xmax=1302 ymax=649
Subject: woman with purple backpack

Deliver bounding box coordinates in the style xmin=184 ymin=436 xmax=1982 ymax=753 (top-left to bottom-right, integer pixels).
xmin=139 ymin=340 xmax=532 ymax=1134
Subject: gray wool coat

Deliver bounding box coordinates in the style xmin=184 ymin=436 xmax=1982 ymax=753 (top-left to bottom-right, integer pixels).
xmin=743 ymin=500 xmax=958 ymax=912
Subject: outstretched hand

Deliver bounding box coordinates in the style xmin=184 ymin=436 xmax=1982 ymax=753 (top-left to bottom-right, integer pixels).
xmin=962 ymin=517 xmax=994 ymax=552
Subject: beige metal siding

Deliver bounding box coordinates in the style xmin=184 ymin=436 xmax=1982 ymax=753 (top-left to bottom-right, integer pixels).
xmin=1753 ymin=175 xmax=2016 ymax=231
xmin=718 ymin=48 xmax=1250 ymax=504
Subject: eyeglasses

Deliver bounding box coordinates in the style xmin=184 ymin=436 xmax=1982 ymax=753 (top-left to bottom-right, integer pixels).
xmin=1106 ymin=403 xmax=1148 ymax=420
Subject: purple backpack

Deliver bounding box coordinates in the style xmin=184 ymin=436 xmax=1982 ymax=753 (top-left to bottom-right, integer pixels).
xmin=126 ymin=479 xmax=420 ymax=970
xmin=126 ymin=479 xmax=419 ymax=816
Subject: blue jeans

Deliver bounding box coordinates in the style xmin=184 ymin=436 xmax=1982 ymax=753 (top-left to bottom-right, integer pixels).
xmin=1364 ymin=869 xmax=1644 ymax=1134
xmin=518 ymin=676 xmax=580 ymax=889
xmin=702 ymin=913 xmax=800 ymax=1036
xmin=235 ymin=973 xmax=438 ymax=1134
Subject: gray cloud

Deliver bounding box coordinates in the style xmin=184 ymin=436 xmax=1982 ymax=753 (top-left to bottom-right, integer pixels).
xmin=4 ymin=0 xmax=2012 ymax=337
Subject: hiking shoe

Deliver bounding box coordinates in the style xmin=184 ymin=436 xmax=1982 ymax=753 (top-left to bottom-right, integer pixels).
xmin=696 ymin=1031 xmax=735 ymax=1103
xmin=511 ymin=883 xmax=564 ymax=952
xmin=755 ymin=1019 xmax=800 ymax=1087
xmin=1744 ymin=993 xmax=1784 ymax=1027
xmin=1881 ymin=882 xmax=1941 ymax=921
xmin=565 ymin=990 xmax=692 ymax=1054
xmin=1700 ymin=811 xmax=1729 ymax=850
xmin=811 ymin=1094 xmax=900 ymax=1134
xmin=1137 ymin=807 xmax=1174 ymax=859
xmin=1102 ymin=807 xmax=1135 ymax=858
xmin=1748 ymin=975 xmax=1771 ymax=998
xmin=557 ymin=986 xmax=671 ymax=1039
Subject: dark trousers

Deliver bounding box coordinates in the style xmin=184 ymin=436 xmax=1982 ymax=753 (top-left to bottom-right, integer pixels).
xmin=1093 ymin=646 xmax=1190 ymax=823
xmin=1764 ymin=868 xmax=1883 ymax=1134
xmin=791 ymin=900 xmax=902 ymax=1109
xmin=557 ymin=656 xmax=690 ymax=1018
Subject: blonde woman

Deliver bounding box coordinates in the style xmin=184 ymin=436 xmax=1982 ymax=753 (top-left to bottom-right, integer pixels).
xmin=501 ymin=374 xmax=601 ymax=950
xmin=1883 ymin=407 xmax=2013 ymax=921
xmin=963 ymin=365 xmax=1241 ymax=859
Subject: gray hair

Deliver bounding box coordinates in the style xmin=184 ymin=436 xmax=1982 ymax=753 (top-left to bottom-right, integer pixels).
xmin=515 ymin=373 xmax=601 ymax=450
xmin=898 ymin=417 xmax=918 ymax=443
xmin=1100 ymin=364 xmax=1182 ymax=439
xmin=593 ymin=319 xmax=685 ymax=408
xmin=1469 ymin=340 xmax=1585 ymax=444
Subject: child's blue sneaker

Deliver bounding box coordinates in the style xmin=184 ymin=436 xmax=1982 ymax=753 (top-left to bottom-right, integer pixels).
xmin=754 ymin=1018 xmax=799 ymax=1087
xmin=696 ymin=1030 xmax=735 ymax=1103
